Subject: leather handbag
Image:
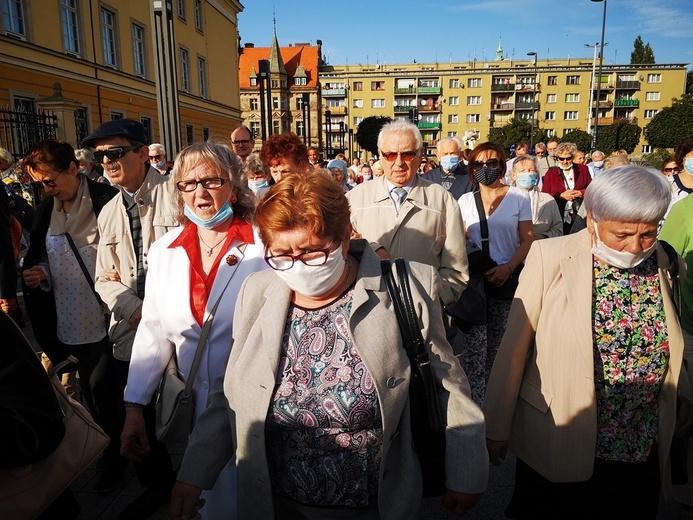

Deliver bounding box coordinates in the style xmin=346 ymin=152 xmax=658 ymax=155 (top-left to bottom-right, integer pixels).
xmin=0 ymin=357 xmax=110 ymax=519
xmin=381 ymin=258 xmax=446 ymax=497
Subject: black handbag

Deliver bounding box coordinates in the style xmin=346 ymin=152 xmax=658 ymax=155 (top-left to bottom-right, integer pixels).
xmin=381 ymin=258 xmax=446 ymax=497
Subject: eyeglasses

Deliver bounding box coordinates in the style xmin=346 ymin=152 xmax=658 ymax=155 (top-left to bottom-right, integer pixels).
xmin=264 ymin=244 xmax=335 ymax=271
xmin=94 ymin=146 xmax=140 ymax=163
xmin=149 ymin=154 xmax=162 ymax=161
xmin=663 ymin=167 xmax=679 ymax=173
xmin=470 ymin=158 xmax=501 ymax=171
xmin=232 ymin=140 xmax=251 ymax=146
xmin=176 ymin=177 xmax=227 ymax=192
xmin=535 ymin=151 xmax=546 ymax=156
xmin=557 ymin=156 xmax=573 ymax=162
xmin=34 ymin=170 xmax=64 ymax=189
xmin=381 ymin=151 xmax=418 ymax=162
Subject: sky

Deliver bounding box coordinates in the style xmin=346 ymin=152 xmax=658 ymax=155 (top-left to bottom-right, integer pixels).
xmin=237 ymin=0 xmax=693 ymax=69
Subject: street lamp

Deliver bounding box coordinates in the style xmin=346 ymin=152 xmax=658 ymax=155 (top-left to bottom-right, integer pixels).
xmin=591 ymin=0 xmax=607 ymax=152
xmin=325 ymin=110 xmax=332 ymax=159
xmin=527 ymin=52 xmax=537 ymax=149
xmin=585 ymin=43 xmax=598 ymax=137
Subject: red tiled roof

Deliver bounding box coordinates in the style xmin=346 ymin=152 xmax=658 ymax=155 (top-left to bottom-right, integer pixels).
xmin=239 ymin=45 xmax=320 ymax=89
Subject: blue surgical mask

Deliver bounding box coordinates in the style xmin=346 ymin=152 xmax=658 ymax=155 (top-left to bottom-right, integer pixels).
xmin=153 ymin=161 xmax=166 ymax=170
xmin=515 ymin=172 xmax=538 ymax=189
xmin=684 ymin=158 xmax=693 ymax=176
xmin=184 ymin=202 xmax=234 ymax=229
xmin=248 ymin=179 xmax=269 ymax=192
xmin=441 ymin=155 xmax=459 ymax=172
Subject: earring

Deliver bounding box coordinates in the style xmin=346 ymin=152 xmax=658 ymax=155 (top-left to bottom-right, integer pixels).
xmin=231 ymin=195 xmax=237 ymax=203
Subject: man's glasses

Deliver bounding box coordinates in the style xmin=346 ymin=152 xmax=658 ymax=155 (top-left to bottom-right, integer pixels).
xmin=94 ymin=146 xmax=140 ymax=163
xmin=176 ymin=177 xmax=227 ymax=192
xmin=471 ymin=158 xmax=501 ymax=171
xmin=149 ymin=154 xmax=162 ymax=161
xmin=264 ymin=244 xmax=334 ymax=271
xmin=232 ymin=140 xmax=251 ymax=146
xmin=34 ymin=170 xmax=64 ymax=189
xmin=557 ymin=156 xmax=573 ymax=162
xmin=535 ymin=151 xmax=546 ymax=156
xmin=381 ymin=151 xmax=417 ymax=162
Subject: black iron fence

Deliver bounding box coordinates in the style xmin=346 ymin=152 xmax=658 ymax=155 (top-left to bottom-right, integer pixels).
xmin=0 ymin=106 xmax=58 ymax=161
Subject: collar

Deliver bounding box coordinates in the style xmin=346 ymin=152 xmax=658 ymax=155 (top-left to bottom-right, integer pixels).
xmin=169 ymin=216 xmax=255 ymax=250
xmin=386 ymin=177 xmax=415 ymax=194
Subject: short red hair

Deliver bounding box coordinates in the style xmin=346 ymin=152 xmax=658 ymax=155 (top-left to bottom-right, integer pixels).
xmin=259 ymin=132 xmax=310 ymax=170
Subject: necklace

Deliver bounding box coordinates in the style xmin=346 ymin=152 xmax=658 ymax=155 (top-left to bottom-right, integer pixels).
xmin=198 ymin=233 xmax=226 ymax=257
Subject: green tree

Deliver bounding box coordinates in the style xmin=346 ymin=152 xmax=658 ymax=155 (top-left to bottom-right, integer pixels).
xmin=630 ymin=35 xmax=655 ymax=64
xmin=644 ymin=94 xmax=693 ymax=149
xmin=686 ymin=70 xmax=693 ymax=95
xmin=487 ymin=118 xmax=545 ymax=154
xmin=559 ymin=130 xmax=592 ymax=153
xmin=643 ymin=148 xmax=673 ymax=170
xmin=597 ymin=120 xmax=642 ymax=154
xmin=355 ymin=116 xmax=392 ymax=156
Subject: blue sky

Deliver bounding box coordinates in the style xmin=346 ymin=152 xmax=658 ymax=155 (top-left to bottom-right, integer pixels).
xmin=238 ymin=0 xmax=692 ymax=69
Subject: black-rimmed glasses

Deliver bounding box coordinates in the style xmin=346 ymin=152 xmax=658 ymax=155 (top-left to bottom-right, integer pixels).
xmin=232 ymin=140 xmax=251 ymax=146
xmin=470 ymin=158 xmax=501 ymax=171
xmin=34 ymin=170 xmax=64 ymax=189
xmin=176 ymin=177 xmax=227 ymax=192
xmin=94 ymin=146 xmax=140 ymax=163
xmin=264 ymin=244 xmax=335 ymax=271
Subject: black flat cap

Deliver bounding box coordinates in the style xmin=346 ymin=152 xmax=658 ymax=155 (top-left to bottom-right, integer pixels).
xmin=82 ymin=119 xmax=149 ymax=148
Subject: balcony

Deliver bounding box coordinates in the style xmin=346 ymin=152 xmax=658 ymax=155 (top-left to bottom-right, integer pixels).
xmin=615 ymin=99 xmax=639 ymax=107
xmin=616 ymin=80 xmax=640 ymax=89
xmin=514 ymin=101 xmax=539 ymax=110
xmin=515 ymin=83 xmax=540 ymax=93
xmin=424 ymin=140 xmax=438 ymax=148
xmin=393 ymin=105 xmax=415 ymax=112
xmin=417 ymin=122 xmax=441 ymax=130
xmin=596 ymin=117 xmax=614 ymax=126
xmin=394 ymin=87 xmax=416 ymax=95
xmin=591 ymin=100 xmax=613 ymax=109
xmin=322 ymin=123 xmax=348 ymax=133
xmin=595 ymin=82 xmax=615 ymax=90
xmin=322 ymin=88 xmax=346 ymax=97
xmin=325 ymin=106 xmax=347 ymax=115
xmin=417 ymin=87 xmax=441 ymax=94
xmin=491 ymin=83 xmax=515 ymax=92
xmin=491 ymin=102 xmax=515 ymax=111
xmin=419 ymin=103 xmax=441 ymax=112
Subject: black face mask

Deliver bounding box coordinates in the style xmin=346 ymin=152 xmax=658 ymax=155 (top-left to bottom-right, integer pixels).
xmin=474 ymin=166 xmax=503 ymax=186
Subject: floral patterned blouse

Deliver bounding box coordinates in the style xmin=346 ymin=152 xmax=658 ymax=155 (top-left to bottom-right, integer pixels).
xmin=592 ymin=254 xmax=670 ymax=462
xmin=265 ymin=286 xmax=382 ymax=508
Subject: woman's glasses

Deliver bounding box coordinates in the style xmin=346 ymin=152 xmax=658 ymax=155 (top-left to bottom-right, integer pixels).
xmin=470 ymin=158 xmax=501 ymax=171
xmin=663 ymin=167 xmax=679 ymax=173
xmin=94 ymin=146 xmax=140 ymax=163
xmin=557 ymin=156 xmax=573 ymax=163
xmin=33 ymin=170 xmax=64 ymax=189
xmin=176 ymin=177 xmax=227 ymax=192
xmin=264 ymin=245 xmax=334 ymax=271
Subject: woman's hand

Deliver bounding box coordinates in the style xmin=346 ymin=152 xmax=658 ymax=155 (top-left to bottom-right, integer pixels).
xmin=120 ymin=408 xmax=150 ymax=463
xmin=441 ymin=489 xmax=484 ymax=516
xmin=22 ymin=265 xmax=46 ymax=289
xmin=170 ymin=481 xmax=205 ymax=520
xmin=487 ymin=439 xmax=508 ymax=466
xmin=105 ymin=267 xmax=121 ymax=282
xmin=484 ymin=264 xmax=511 ymax=287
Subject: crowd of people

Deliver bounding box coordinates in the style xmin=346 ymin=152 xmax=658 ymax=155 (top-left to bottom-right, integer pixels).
xmin=1 ymin=118 xmax=693 ymax=520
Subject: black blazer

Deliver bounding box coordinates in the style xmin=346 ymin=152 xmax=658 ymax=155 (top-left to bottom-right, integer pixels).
xmin=0 ymin=189 xmax=16 ymax=300
xmin=421 ymin=164 xmax=474 ymax=200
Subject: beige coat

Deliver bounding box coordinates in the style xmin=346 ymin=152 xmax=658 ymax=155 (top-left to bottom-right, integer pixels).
xmin=346 ymin=174 xmax=468 ymax=306
xmin=483 ymin=230 xmax=690 ymax=495
xmin=529 ymin=188 xmax=563 ymax=238
xmin=94 ymin=166 xmax=178 ymax=360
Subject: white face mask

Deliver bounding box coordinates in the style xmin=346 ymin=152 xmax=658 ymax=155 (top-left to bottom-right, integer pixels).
xmin=591 ymin=222 xmax=657 ymax=269
xmin=593 ymin=160 xmax=604 ymax=168
xmin=273 ymin=245 xmax=347 ymax=297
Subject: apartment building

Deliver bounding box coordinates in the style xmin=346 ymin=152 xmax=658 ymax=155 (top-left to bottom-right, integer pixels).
xmin=0 ymin=0 xmax=243 ymax=158
xmin=319 ymin=57 xmax=687 ymax=159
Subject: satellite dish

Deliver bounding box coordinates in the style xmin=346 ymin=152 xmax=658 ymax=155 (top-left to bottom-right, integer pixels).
xmin=420 ymin=99 xmax=426 ymax=105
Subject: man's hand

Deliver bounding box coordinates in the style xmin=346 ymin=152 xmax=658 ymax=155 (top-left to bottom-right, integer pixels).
xmin=374 ymin=247 xmax=391 ymax=260
xmin=0 ymin=297 xmax=17 ymax=318
xmin=487 ymin=438 xmax=508 ymax=466
xmin=441 ymin=489 xmax=484 ymax=517
xmin=120 ymin=408 xmax=150 ymax=463
xmin=170 ymin=481 xmax=205 ymax=520
xmin=128 ymin=305 xmax=143 ymax=330
xmin=22 ymin=265 xmax=46 ymax=289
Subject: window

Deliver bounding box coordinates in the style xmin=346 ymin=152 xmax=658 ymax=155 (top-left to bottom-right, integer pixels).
xmin=354 ymin=116 xmax=363 ymax=126
xmin=447 ymin=131 xmax=458 ymax=137
xmin=294 ymin=77 xmax=306 ymax=86
xmin=467 ymin=78 xmax=482 ymax=88
xmin=60 ymin=0 xmax=80 ymax=55
xmin=546 ymin=129 xmax=556 ymax=138
xmin=132 ymin=23 xmax=146 ymax=77
xmin=194 ymin=0 xmax=203 ymax=32
xmin=467 ymin=96 xmax=481 ymax=106
xmin=642 ymin=145 xmax=652 ymax=154
xmin=449 ymin=79 xmax=460 ymax=88
xmin=271 ymin=79 xmax=278 ymax=88
xmin=449 ymin=96 xmax=459 ymax=106
xmin=353 ymin=81 xmax=362 ymax=91
xmin=296 ymin=120 xmax=305 ymax=137
xmin=644 ymin=109 xmax=658 ymax=119
xmin=448 ymin=114 xmax=458 ymax=124
xmin=140 ymin=116 xmax=152 ymax=143
xmin=186 ymin=124 xmax=194 ymax=146
xmin=272 ymin=97 xmax=279 ymax=110
xmin=250 ymin=77 xmax=257 ymax=86
xmin=466 ymin=114 xmax=480 ymax=123
xmin=371 ymin=99 xmax=385 ymax=108
xmin=564 ymin=111 xmax=579 ymax=120
xmin=2 ymin=0 xmax=25 ymax=37
xmin=180 ymin=47 xmax=190 ymax=91
xmin=100 ymin=7 xmax=118 ymax=68
xmin=109 ymin=109 xmax=124 ymax=120
xmin=177 ymin=0 xmax=186 ymax=20
xmin=545 ymin=111 xmax=556 ymax=121
xmin=546 ymin=93 xmax=557 ymax=104
xmin=272 ymin=120 xmax=280 ymax=135
xmin=197 ymin=56 xmax=207 ymax=98
xmin=647 ymin=74 xmax=662 ymax=83
xmin=645 ymin=92 xmax=660 ymax=101
xmin=250 ymin=98 xmax=259 ymax=110
xmin=547 ymin=76 xmax=558 ymax=86
xmin=565 ymin=93 xmax=580 ymax=103
xmin=566 ymin=75 xmax=580 ymax=85
xmin=371 ymin=81 xmax=385 ymax=91
xmin=280 ymin=97 xmax=286 ymax=110
xmin=249 ymin=121 xmax=260 ymax=138
xmin=353 ymin=99 xmax=363 ymax=108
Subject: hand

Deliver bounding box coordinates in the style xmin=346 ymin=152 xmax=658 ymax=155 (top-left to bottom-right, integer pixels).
xmin=441 ymin=489 xmax=484 ymax=517
xmin=374 ymin=247 xmax=391 ymax=260
xmin=0 ymin=297 xmax=17 ymax=318
xmin=170 ymin=481 xmax=205 ymax=520
xmin=128 ymin=305 xmax=143 ymax=331
xmin=484 ymin=265 xmax=511 ymax=287
xmin=350 ymin=231 xmax=363 ymax=240
xmin=104 ymin=268 xmax=121 ymax=282
xmin=22 ymin=265 xmax=46 ymax=289
xmin=120 ymin=408 xmax=150 ymax=463
xmin=559 ymin=190 xmax=574 ymax=201
xmin=675 ymin=397 xmax=693 ymax=438
xmin=487 ymin=438 xmax=508 ymax=466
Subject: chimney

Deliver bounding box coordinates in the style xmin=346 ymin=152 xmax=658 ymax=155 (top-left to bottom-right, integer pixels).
xmin=245 ymin=43 xmax=255 ymax=48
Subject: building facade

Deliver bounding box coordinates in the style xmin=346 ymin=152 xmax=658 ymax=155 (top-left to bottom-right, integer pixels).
xmin=319 ymin=57 xmax=687 ymax=159
xmin=0 ymin=0 xmax=243 ymax=159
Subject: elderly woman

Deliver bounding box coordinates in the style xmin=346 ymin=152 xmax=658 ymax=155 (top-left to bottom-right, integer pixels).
xmin=75 ymin=148 xmax=110 ymax=184
xmin=259 ymin=132 xmax=311 ymax=183
xmin=372 ymin=160 xmax=385 ymax=178
xmin=541 ymin=141 xmax=592 ymax=235
xmin=120 ymin=142 xmax=266 ymax=519
xmin=326 ymin=158 xmax=351 ymax=192
xmin=242 ymin=152 xmax=271 ymax=200
xmin=456 ymin=142 xmax=533 ymax=404
xmin=20 ymin=140 xmax=123 ymax=491
xmin=510 ymin=155 xmax=562 ymax=240
xmin=484 ymin=165 xmax=692 ymax=519
xmin=170 ymin=171 xmax=488 ymax=520
xmin=668 ymin=138 xmax=693 ymax=206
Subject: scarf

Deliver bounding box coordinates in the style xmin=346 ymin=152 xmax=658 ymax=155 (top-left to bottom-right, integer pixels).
xmin=49 ymin=175 xmax=98 ymax=248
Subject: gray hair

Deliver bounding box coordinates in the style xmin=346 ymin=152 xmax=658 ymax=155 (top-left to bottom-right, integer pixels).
xmin=584 ymin=165 xmax=671 ymax=224
xmin=436 ymin=136 xmax=463 ymax=154
xmin=243 ymin=153 xmax=269 ymax=177
xmin=377 ymin=120 xmax=423 ymax=152
xmin=511 ymin=154 xmax=538 ymax=174
xmin=149 ymin=143 xmax=166 ymax=157
xmin=534 ymin=142 xmax=546 ymax=152
xmin=556 ymin=142 xmax=577 ymax=157
xmin=591 ymin=150 xmax=604 ymax=161
xmin=74 ymin=148 xmax=94 ymax=163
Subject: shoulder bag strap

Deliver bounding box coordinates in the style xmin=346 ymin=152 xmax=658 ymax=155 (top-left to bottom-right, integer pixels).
xmin=380 ymin=259 xmax=414 ymax=355
xmin=64 ymin=232 xmax=105 ymax=308
xmin=659 ymin=240 xmax=681 ymax=318
xmin=473 ymin=190 xmax=490 ymax=256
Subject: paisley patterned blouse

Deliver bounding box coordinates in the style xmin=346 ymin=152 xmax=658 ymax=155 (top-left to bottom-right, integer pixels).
xmin=265 ymin=287 xmax=383 ymax=508
xmin=592 ymin=254 xmax=670 ymax=462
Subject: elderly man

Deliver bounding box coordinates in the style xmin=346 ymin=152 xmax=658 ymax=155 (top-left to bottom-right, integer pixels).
xmin=230 ymin=125 xmax=255 ymax=162
xmin=421 ymin=136 xmax=473 ymax=199
xmin=538 ymin=138 xmax=559 ymax=178
xmin=148 ymin=143 xmax=171 ymax=175
xmin=346 ymin=120 xmax=468 ymax=307
xmin=588 ymin=150 xmax=605 ymax=178
xmin=84 ymin=119 xmax=178 ymax=520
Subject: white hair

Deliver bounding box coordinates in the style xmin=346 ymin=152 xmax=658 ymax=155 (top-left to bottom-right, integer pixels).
xmin=436 ymin=136 xmax=463 ymax=154
xmin=377 ymin=120 xmax=423 ymax=152
xmin=75 ymin=148 xmax=94 ymax=163
xmin=591 ymin=150 xmax=605 ymax=160
xmin=149 ymin=143 xmax=166 ymax=156
xmin=584 ymin=165 xmax=671 ymax=224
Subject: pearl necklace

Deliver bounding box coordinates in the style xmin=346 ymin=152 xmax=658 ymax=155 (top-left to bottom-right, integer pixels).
xmin=198 ymin=234 xmax=226 ymax=257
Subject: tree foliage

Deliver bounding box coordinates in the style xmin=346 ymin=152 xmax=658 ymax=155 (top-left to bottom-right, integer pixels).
xmin=597 ymin=120 xmax=642 ymax=154
xmin=487 ymin=118 xmax=546 ymax=154
xmin=355 ymin=116 xmax=392 ymax=156
xmin=643 ymin=148 xmax=673 ymax=170
xmin=630 ymin=36 xmax=655 ymax=64
xmin=644 ymin=94 xmax=693 ymax=149
xmin=687 ymin=70 xmax=693 ymax=96
xmin=559 ymin=130 xmax=592 ymax=152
